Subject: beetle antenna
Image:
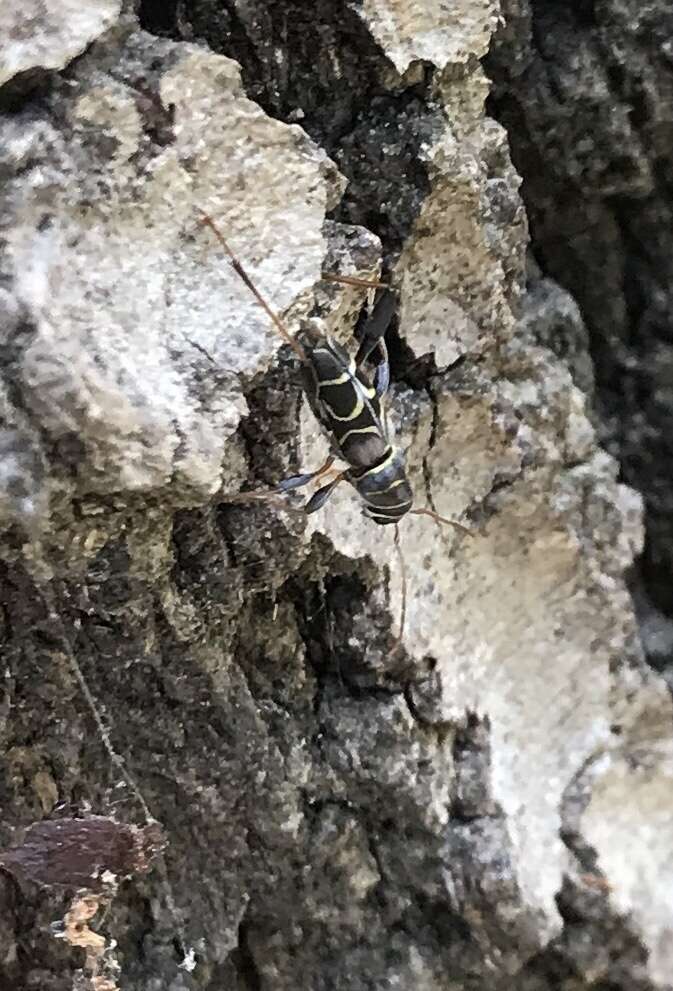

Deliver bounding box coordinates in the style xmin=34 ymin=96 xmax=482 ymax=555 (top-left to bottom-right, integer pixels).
xmin=198 ymin=211 xmax=306 ymax=362
xmin=388 ymin=523 xmax=407 ymax=657
xmin=219 ymin=491 xmax=307 ymax=514
xmin=321 ymin=272 xmax=394 ymax=291
xmin=410 ymin=507 xmax=471 ymax=536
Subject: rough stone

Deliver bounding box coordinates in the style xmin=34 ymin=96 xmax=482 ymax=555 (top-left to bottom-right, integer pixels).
xmin=0 ymin=3 xmax=670 ymax=991
xmin=0 ymin=0 xmax=122 ymax=89
xmin=354 ymin=0 xmax=499 ymax=74
xmin=0 ymin=31 xmax=342 ymax=522
xmin=582 ymin=750 xmax=673 ymax=986
xmin=488 ymin=0 xmax=673 ymax=629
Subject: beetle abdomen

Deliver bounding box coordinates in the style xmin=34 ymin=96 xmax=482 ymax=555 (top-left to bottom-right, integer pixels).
xmin=350 ymin=448 xmax=413 ymax=525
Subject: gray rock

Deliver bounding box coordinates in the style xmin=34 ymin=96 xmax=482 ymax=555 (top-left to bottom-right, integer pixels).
xmin=0 ymin=4 xmax=669 ymax=991
xmin=0 ymin=0 xmax=122 ymax=88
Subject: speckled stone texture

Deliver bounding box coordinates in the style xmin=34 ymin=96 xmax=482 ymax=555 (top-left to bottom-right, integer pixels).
xmin=0 ymin=0 xmax=122 ymax=88
xmin=488 ymin=0 xmax=673 ymax=659
xmin=0 ymin=2 xmax=670 ymax=990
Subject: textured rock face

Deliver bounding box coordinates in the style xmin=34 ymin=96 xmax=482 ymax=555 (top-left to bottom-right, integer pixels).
xmin=0 ymin=0 xmax=122 ymax=88
xmin=488 ymin=0 xmax=673 ymax=623
xmin=0 ymin=2 xmax=671 ymax=990
xmin=488 ymin=8 xmax=673 ymax=982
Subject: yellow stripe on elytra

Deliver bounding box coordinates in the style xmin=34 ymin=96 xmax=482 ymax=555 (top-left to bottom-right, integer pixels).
xmin=380 ymin=478 xmax=407 ymax=492
xmin=317 ymin=371 xmax=351 ymax=388
xmin=339 ymin=425 xmax=380 ymax=446
xmin=354 ymin=448 xmax=396 ymax=478
xmin=321 ymin=394 xmax=365 ymax=422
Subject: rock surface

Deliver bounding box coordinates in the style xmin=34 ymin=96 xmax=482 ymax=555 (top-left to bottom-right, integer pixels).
xmin=0 ymin=2 xmax=670 ymax=990
xmin=488 ymin=0 xmax=673 ymax=624
xmin=0 ymin=0 xmax=122 ymax=89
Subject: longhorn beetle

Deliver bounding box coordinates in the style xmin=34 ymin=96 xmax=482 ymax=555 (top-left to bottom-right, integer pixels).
xmin=200 ymin=213 xmax=470 ymax=650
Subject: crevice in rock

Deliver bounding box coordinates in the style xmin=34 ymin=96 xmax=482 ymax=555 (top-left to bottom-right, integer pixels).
xmin=421 ymin=379 xmax=441 ymax=516
xmin=0 ymin=68 xmax=58 ymax=113
xmin=289 ymin=566 xmax=405 ymax=692
xmin=235 ymin=360 xmax=302 ymax=489
xmin=138 ymin=0 xmax=182 ymax=37
xmin=232 ymin=915 xmax=263 ymax=991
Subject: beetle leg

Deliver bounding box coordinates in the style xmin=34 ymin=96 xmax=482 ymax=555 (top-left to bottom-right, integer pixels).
xmin=221 ymin=458 xmax=338 ymax=513
xmin=372 ymin=337 xmax=390 ymax=399
xmin=410 ymin=507 xmax=472 ymax=536
xmin=275 ymin=456 xmax=336 ymax=493
xmin=304 ymin=473 xmax=345 ymax=514
xmin=355 ymin=289 xmax=395 ymax=368
xmin=355 ymin=289 xmax=394 ymax=401
xmin=388 ymin=524 xmax=407 ymax=657
xmin=321 ymin=272 xmax=389 ymax=290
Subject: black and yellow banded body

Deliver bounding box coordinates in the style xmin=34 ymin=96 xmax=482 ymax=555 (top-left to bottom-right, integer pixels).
xmin=301 ymin=337 xmax=413 ymax=525
xmin=350 ymin=447 xmax=413 ymax=525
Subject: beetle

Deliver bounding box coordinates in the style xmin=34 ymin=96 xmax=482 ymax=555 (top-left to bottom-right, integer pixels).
xmin=275 ymin=288 xmax=412 ymax=525
xmin=199 ymin=212 xmax=470 ymax=648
